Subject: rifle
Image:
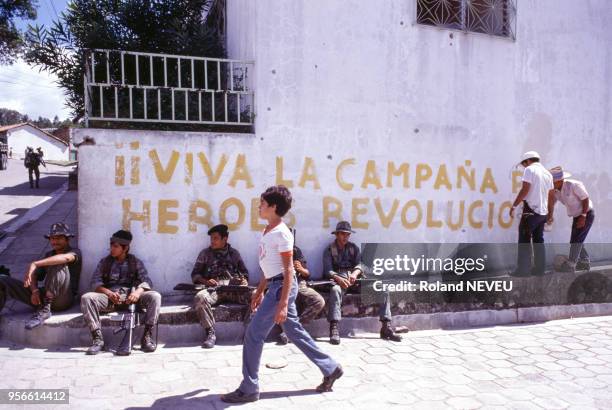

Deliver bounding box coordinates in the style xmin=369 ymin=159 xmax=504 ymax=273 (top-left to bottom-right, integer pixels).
xmin=173 ymin=283 xmax=254 ymax=293
xmin=111 ymin=288 xmax=137 ymax=356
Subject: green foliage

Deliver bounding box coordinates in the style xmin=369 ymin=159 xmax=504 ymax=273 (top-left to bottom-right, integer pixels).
xmin=0 ymin=0 xmax=37 ymax=65
xmin=24 ymin=0 xmax=225 ymax=121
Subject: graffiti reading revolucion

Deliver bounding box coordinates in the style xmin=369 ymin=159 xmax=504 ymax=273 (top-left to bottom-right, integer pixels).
xmin=114 ymin=142 xmax=519 ymax=234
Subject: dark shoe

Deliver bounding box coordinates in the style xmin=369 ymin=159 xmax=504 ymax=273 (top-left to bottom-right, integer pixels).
xmin=329 ymin=321 xmax=340 ymax=345
xmin=141 ymin=325 xmax=157 ymax=353
xmin=24 ymin=303 xmax=51 ymax=330
xmin=316 ymin=365 xmax=344 ymax=392
xmin=576 ymin=260 xmax=591 ymax=271
xmin=201 ymin=327 xmax=216 ymax=349
xmin=86 ymin=329 xmax=105 ymax=355
xmin=380 ymin=321 xmax=402 ymax=342
xmin=221 ymin=388 xmax=259 ymax=403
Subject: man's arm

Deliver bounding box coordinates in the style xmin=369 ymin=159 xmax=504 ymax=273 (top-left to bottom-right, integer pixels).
xmin=190 ymin=250 xmax=209 ymax=284
xmin=232 ymin=249 xmax=250 ymax=283
xmin=322 ymin=247 xmax=337 ymax=280
xmin=274 ymin=250 xmax=294 ymax=324
xmin=24 ymin=253 xmax=76 ymax=288
xmin=547 ymin=190 xmax=556 ymax=223
xmin=510 ymin=181 xmax=531 ymax=218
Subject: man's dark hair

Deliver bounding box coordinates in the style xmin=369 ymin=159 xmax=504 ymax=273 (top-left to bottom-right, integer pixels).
xmin=261 ymin=185 xmax=292 ymax=217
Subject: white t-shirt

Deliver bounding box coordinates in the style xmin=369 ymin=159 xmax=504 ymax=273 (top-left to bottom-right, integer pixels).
xmin=258 ymin=222 xmax=295 ymax=279
xmin=554 ymin=179 xmax=593 ymax=217
xmin=522 ymin=162 xmax=553 ymax=215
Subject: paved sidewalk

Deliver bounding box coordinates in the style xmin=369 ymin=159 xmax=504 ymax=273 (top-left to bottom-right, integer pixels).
xmin=1 ymin=315 xmax=612 ymax=409
xmin=0 ymin=190 xmax=78 ymax=278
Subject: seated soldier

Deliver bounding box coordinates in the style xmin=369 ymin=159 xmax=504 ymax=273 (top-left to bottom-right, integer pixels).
xmin=192 ymin=224 xmax=250 ymax=349
xmin=81 ymin=230 xmax=161 ymax=355
xmin=274 ymin=245 xmax=326 ymax=344
xmin=324 ymin=221 xmax=402 ymax=345
xmin=0 ymin=223 xmax=81 ymax=330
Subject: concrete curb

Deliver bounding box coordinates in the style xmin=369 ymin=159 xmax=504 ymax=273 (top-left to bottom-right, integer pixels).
xmin=2 ymin=303 xmax=612 ymax=348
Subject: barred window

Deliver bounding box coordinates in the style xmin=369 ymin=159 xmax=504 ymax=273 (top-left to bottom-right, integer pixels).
xmin=416 ymin=0 xmax=516 ymax=40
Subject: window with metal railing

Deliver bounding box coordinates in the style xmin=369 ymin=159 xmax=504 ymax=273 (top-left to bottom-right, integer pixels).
xmin=416 ymin=0 xmax=517 ymax=40
xmin=83 ymin=49 xmax=254 ymax=128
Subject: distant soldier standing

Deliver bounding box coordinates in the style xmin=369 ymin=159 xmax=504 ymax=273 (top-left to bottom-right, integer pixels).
xmin=191 ymin=224 xmax=250 ymax=349
xmin=24 ymin=146 xmax=44 ymax=188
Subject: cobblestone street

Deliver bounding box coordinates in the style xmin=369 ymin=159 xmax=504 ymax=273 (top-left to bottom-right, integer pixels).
xmin=1 ymin=315 xmax=612 ymax=409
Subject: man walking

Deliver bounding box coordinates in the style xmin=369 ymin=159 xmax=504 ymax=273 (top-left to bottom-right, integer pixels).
xmin=222 ymin=186 xmax=342 ymax=403
xmin=510 ymin=151 xmax=554 ymax=275
xmin=548 ymin=166 xmax=595 ymax=272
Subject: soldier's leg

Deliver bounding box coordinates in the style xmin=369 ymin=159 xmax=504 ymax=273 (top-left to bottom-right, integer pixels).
xmin=80 ymin=292 xmax=113 ymax=332
xmin=297 ymin=286 xmax=325 ymax=323
xmin=194 ymin=289 xmax=218 ymax=329
xmin=377 ymin=291 xmax=392 ymax=322
xmin=81 ymin=292 xmax=113 ymax=355
xmin=34 ymin=167 xmax=40 ymax=188
xmin=327 ymin=284 xmax=344 ymax=344
xmin=43 ymin=267 xmax=73 ymax=311
xmin=0 ymin=275 xmax=35 ymax=311
xmin=138 ymin=290 xmax=162 ymax=326
xmin=28 ymin=168 xmax=34 ymax=188
xmin=138 ymin=290 xmax=161 ymax=353
xmin=327 ymin=284 xmax=344 ymax=322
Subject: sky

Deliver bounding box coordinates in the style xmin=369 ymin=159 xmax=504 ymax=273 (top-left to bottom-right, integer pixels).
xmin=0 ymin=0 xmax=72 ymax=121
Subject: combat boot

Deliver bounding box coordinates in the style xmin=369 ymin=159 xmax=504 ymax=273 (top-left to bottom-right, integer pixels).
xmin=141 ymin=324 xmax=157 ymax=353
xmin=86 ymin=329 xmax=105 ymax=355
xmin=25 ymin=300 xmax=52 ymax=330
xmin=380 ymin=320 xmax=402 ymax=342
xmin=329 ymin=321 xmax=340 ymax=345
xmin=202 ymin=327 xmax=216 ymax=349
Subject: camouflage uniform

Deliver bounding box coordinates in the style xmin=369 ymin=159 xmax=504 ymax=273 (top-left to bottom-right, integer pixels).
xmin=0 ymin=247 xmax=81 ymax=313
xmin=293 ymin=246 xmax=325 ymax=323
xmin=80 ymin=254 xmax=161 ymax=332
xmin=191 ymin=244 xmax=251 ymax=329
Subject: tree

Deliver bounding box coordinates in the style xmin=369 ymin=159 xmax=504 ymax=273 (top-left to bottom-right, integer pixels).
xmin=0 ymin=0 xmax=37 ymax=65
xmin=24 ymin=0 xmax=225 ymax=121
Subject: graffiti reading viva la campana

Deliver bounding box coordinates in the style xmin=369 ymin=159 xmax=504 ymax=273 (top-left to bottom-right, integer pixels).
xmin=113 ymin=142 xmax=524 ymax=234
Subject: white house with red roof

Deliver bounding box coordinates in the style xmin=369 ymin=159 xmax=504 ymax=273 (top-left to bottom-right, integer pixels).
xmin=0 ymin=123 xmax=69 ymax=161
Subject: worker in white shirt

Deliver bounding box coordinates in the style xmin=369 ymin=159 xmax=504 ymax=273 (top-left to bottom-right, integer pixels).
xmin=547 ymin=166 xmax=595 ymax=272
xmin=509 ymin=151 xmax=554 ymax=276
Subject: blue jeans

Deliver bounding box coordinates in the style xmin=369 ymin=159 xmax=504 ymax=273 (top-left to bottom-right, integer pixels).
xmin=327 ymin=284 xmax=392 ymax=322
xmin=569 ymin=210 xmax=595 ymax=263
xmin=517 ymin=212 xmax=548 ymax=275
xmin=239 ymin=278 xmax=338 ymax=395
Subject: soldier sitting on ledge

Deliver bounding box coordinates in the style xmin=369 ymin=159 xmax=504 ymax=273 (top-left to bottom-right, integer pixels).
xmin=0 ymin=223 xmax=81 ymax=330
xmin=324 ymin=221 xmax=402 ymax=344
xmin=81 ymin=230 xmax=161 ymax=355
xmin=191 ymin=224 xmax=250 ymax=349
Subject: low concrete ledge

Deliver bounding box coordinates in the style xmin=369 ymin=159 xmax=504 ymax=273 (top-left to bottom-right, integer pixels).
xmin=2 ymin=299 xmax=612 ymax=348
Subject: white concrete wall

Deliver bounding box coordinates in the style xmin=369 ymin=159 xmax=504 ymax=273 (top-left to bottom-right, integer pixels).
xmin=8 ymin=127 xmax=69 ymax=161
xmin=76 ymin=0 xmax=612 ymax=293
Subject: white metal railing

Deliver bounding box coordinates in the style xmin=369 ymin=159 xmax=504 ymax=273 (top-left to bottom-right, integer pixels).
xmin=83 ymin=49 xmax=254 ymax=127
